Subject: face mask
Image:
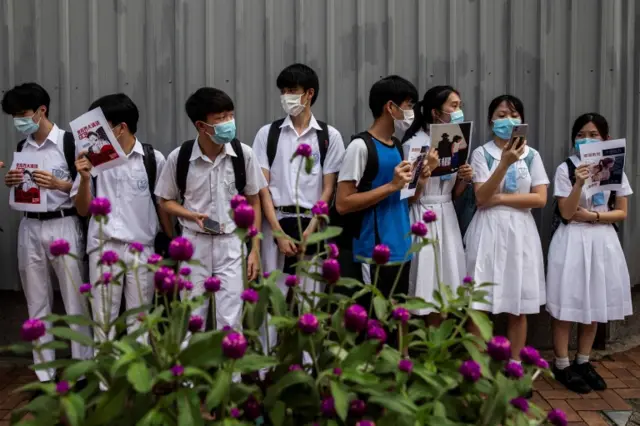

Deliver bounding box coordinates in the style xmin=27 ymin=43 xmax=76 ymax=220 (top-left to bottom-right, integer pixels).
xmin=391 ymin=103 xmax=414 ymax=133
xmin=205 ymin=119 xmax=236 ymax=145
xmin=574 ymin=138 xmax=600 ymax=150
xmin=450 ymin=109 xmax=464 ymax=124
xmin=13 ymin=112 xmax=41 ymax=135
xmin=492 ymin=117 xmax=522 ymax=140
xmin=280 ymin=94 xmax=306 ymax=117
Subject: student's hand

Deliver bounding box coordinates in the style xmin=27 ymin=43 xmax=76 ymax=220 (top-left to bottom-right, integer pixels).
xmin=32 ymin=170 xmax=61 ymax=190
xmin=4 ymin=169 xmax=23 ymax=187
xmin=189 ymin=212 xmax=208 ymax=229
xmin=426 ymin=147 xmax=439 ymax=172
xmin=572 ymin=207 xmax=597 ymax=223
xmin=276 ymin=236 xmax=298 ymax=257
xmin=457 ymin=164 xmax=473 ymax=182
xmin=501 ymin=139 xmax=526 ymax=166
xmin=247 ymin=249 xmax=259 ymax=281
xmin=483 ymin=193 xmax=504 ymax=208
xmin=575 ymin=164 xmax=590 ymax=186
xmin=302 ymin=217 xmax=318 ymax=242
xmin=417 ymin=158 xmax=432 ymax=184
xmin=391 ymin=161 xmax=412 ymax=191
xmin=75 ymin=152 xmax=93 ymax=180
xmin=0 ymin=161 xmax=5 ymax=168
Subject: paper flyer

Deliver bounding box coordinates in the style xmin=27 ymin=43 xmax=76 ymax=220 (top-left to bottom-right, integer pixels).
xmin=70 ymin=107 xmax=127 ymax=176
xmin=429 ymin=121 xmax=473 ymax=177
xmin=9 ymin=152 xmax=48 ymax=213
xmin=579 ymin=138 xmax=626 ymax=197
xmin=401 ymin=137 xmax=429 ymax=200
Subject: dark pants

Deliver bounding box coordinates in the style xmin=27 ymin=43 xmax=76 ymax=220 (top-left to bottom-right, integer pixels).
xmin=358 ymin=262 xmax=411 ymax=317
xmin=278 ymin=216 xmax=320 ymax=274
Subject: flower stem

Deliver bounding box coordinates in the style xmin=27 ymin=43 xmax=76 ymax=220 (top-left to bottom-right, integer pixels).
xmin=308 ymin=336 xmax=321 ymax=378
xmin=211 ymin=294 xmax=217 ymax=331
xmin=368 ymin=265 xmax=381 ymax=318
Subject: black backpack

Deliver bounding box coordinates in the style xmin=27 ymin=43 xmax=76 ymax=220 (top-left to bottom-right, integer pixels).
xmin=18 ymin=131 xmax=78 ymax=181
xmin=266 ymin=118 xmax=330 ymax=168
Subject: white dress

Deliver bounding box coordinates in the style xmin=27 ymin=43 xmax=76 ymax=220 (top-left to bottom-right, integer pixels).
xmin=464 ymin=141 xmax=549 ymax=315
xmin=406 ymin=131 xmax=466 ymax=315
xmin=546 ymin=156 xmax=633 ymax=324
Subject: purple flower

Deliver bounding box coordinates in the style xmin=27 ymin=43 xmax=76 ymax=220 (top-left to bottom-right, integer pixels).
xmin=356 ymin=422 xmax=375 ymax=426
xmin=204 ymin=276 xmax=221 ymax=293
xmin=247 ymin=226 xmax=258 ymax=238
xmin=398 ymin=358 xmax=413 ymax=374
xmin=233 ymin=203 xmax=255 ymax=229
xmin=367 ymin=319 xmax=381 ymax=331
xmin=311 ymin=200 xmax=329 ymax=216
xmin=510 ymin=397 xmax=529 ymax=413
xmin=463 ymin=275 xmax=473 ymax=284
xmin=49 ymin=239 xmax=70 ymax=257
xmin=170 ymin=365 xmax=184 ymax=377
xmin=547 ymin=409 xmax=568 ymax=426
xmin=154 ymin=267 xmax=176 ymax=292
xmin=188 ymin=315 xmax=204 ymax=333
xmin=99 ymin=250 xmax=119 ymax=266
xmin=179 ymin=267 xmax=191 ymax=276
xmin=487 ymin=336 xmax=511 ymax=362
xmin=241 ymin=288 xmax=259 ymax=304
xmin=147 ymin=254 xmax=163 ymax=265
xmin=288 ymin=364 xmax=302 ymax=372
xmin=411 ymin=222 xmax=428 ymax=237
xmin=243 ymin=396 xmax=262 ymax=420
xmin=100 ymin=272 xmax=112 ymax=285
xmin=222 ymin=332 xmax=248 ymax=359
xmin=459 ymin=360 xmax=481 ymax=382
xmin=520 ymin=346 xmax=541 ymax=365
xmin=56 ymin=381 xmax=70 ymax=395
xmin=349 ymin=399 xmax=367 ymax=417
xmin=222 ymin=325 xmax=232 ymax=331
xmin=129 ymin=242 xmax=144 ymax=253
xmin=372 ymin=244 xmax=391 ymax=265
xmin=422 ymin=209 xmax=437 ymax=223
xmin=21 ymin=319 xmax=46 ymax=342
xmin=230 ymin=194 xmax=248 ymax=210
xmin=504 ymin=361 xmax=524 ymax=379
xmin=333 ymin=367 xmax=342 ymax=376
xmin=392 ymin=307 xmax=410 ymax=324
xmin=367 ymin=326 xmax=387 ymax=345
xmin=285 ymin=275 xmax=299 ymax=288
xmin=320 ymin=397 xmax=335 ymax=417
xmin=322 ymin=258 xmax=341 ymax=284
xmin=137 ymin=313 xmax=146 ymax=322
xmin=89 ymin=197 xmax=111 ymax=217
xmin=183 ymin=281 xmax=194 ymax=291
xmin=536 ymin=358 xmax=550 ymax=369
xmin=230 ymin=407 xmax=241 ymax=419
xmin=327 ymin=243 xmax=339 ymax=259
xmin=79 ymin=283 xmax=92 ymax=294
xmin=296 ymin=143 xmax=313 ymax=158
xmin=344 ymin=304 xmax=368 ymax=332
xmin=168 ymin=237 xmax=194 ymax=261
xmin=298 ymin=313 xmax=319 ymax=334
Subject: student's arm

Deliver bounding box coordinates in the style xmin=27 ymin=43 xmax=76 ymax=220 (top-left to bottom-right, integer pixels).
xmin=474 ymin=143 xmax=525 ymax=208
xmin=488 ymin=150 xmax=549 ymax=209
xmin=557 ymin=164 xmax=589 ymax=221
xmin=72 ymin=152 xmax=93 ymax=217
xmin=154 ymin=152 xmax=174 ymax=237
xmin=597 ymin=196 xmax=628 ymax=223
xmin=453 ymin=164 xmax=473 ymax=199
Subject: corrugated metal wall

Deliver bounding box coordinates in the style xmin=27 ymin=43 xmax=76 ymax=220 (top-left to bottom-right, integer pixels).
xmin=0 ymin=0 xmax=638 ymax=291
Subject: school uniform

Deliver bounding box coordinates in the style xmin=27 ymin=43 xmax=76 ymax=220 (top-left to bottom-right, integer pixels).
xmin=546 ymin=156 xmax=633 ymax=324
xmin=405 ymin=130 xmax=465 ymax=314
xmin=464 ymin=141 xmax=549 ymax=314
xmin=71 ymin=139 xmax=165 ymax=341
xmin=155 ymin=138 xmax=266 ymax=330
xmin=17 ymin=124 xmax=92 ymax=381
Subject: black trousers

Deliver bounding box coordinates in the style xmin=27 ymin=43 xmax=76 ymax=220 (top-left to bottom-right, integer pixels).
xmin=278 ymin=216 xmax=321 ymax=274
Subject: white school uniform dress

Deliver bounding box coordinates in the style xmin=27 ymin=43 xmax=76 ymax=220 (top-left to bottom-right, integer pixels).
xmin=71 ymin=139 xmax=165 ymax=342
xmin=546 ymin=156 xmax=633 ymax=324
xmin=464 ymin=141 xmax=549 ymax=315
xmin=155 ymin=138 xmax=267 ymax=330
xmin=405 ymin=131 xmax=465 ymax=314
xmin=17 ymin=124 xmax=92 ymax=381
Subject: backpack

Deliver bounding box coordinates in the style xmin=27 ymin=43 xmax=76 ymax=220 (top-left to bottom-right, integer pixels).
xmin=266 ymin=118 xmax=330 ymax=168
xmin=455 ymin=146 xmax=536 ymax=238
xmin=17 ymin=131 xmax=78 ymax=181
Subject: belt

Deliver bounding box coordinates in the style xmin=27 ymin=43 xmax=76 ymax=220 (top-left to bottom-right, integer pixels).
xmin=25 ymin=208 xmax=78 ymax=221
xmin=276 ymin=205 xmax=312 ymax=215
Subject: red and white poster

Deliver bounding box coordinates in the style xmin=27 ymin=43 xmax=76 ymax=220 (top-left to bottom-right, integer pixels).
xmin=9 ymin=152 xmax=48 ymax=212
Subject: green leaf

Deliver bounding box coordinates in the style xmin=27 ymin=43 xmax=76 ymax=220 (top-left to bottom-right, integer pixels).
xmin=330 ymin=381 xmax=349 ymax=421
xmin=305 ymin=226 xmax=343 ymax=245
xmin=342 ymin=340 xmax=379 ymax=369
xmin=48 ymin=327 xmax=95 ymax=347
xmin=234 ymin=355 xmax=279 ymax=373
xmin=56 ymin=314 xmax=99 ymax=328
xmin=467 ymin=310 xmax=493 ymax=341
xmin=183 ymin=367 xmax=214 ymax=385
xmin=373 ymin=296 xmax=388 ymax=320
xmin=178 ymin=388 xmax=205 ymax=426
xmin=335 ymin=277 xmax=364 ymax=289
xmin=62 ymin=360 xmax=98 ymax=382
xmin=264 ymin=371 xmax=316 ymax=408
xmin=341 ymin=369 xmax=379 ymax=386
xmin=369 ymin=394 xmax=417 ymax=416
xmin=269 ymin=401 xmax=286 ymax=426
xmin=109 ymin=352 xmax=137 ymax=378
xmin=4 ymin=342 xmax=34 ymax=354
xmin=127 ymin=362 xmax=153 ymax=393
xmin=179 ymin=330 xmax=225 ymax=368
xmin=110 ymin=305 xmax=152 ymax=329
xmin=400 ymin=298 xmax=436 ymax=311
xmin=61 ymin=393 xmax=85 ymax=426
xmin=39 ymin=341 xmax=69 ymax=351
xmin=269 ymin=316 xmax=297 ymax=329
xmin=206 ymin=369 xmax=231 ymax=410
xmin=137 ymin=408 xmax=170 ymax=426
xmin=268 ymin=282 xmax=287 ymax=317
xmin=31 ymin=359 xmax=75 ymax=371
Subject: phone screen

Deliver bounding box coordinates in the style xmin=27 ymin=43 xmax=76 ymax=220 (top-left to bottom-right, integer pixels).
xmin=203 ymin=218 xmax=220 ymax=234
xmin=509 ymin=124 xmax=528 ymax=149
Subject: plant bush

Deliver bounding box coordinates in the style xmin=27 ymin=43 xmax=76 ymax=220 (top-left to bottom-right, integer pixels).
xmin=6 ymin=146 xmax=567 ymax=426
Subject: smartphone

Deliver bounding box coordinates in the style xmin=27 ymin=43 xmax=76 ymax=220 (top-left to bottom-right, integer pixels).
xmin=509 ymin=124 xmax=528 ymax=149
xmin=203 ymin=218 xmax=221 ymax=234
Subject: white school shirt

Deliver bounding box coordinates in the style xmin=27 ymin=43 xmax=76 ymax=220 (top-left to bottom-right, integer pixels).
xmin=252 ymin=114 xmax=345 ymax=209
xmin=19 ymin=124 xmax=74 ymax=211
xmin=70 ymin=139 xmax=166 ymax=251
xmin=553 ymin=155 xmax=633 ymax=211
xmin=155 ymin=137 xmax=267 ymax=234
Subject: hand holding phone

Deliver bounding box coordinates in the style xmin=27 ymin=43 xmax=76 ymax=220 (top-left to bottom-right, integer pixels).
xmin=203 ymin=218 xmax=221 ymax=234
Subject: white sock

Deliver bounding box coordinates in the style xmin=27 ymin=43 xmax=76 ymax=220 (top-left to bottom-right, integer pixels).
xmin=555 ymin=357 xmax=570 ymax=370
xmin=575 ymin=353 xmax=590 ymax=365
xmin=509 ymin=359 xmax=522 ymax=365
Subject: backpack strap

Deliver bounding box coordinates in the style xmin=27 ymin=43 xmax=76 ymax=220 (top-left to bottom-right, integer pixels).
xmin=483 ymin=147 xmax=494 ymax=170
xmin=176 ymin=140 xmax=195 ymax=200
xmin=353 ymin=132 xmax=379 ymax=193
xmin=565 ymin=158 xmax=577 ymax=185
xmin=17 ymin=139 xmax=26 ymax=152
xmin=229 ymin=138 xmax=246 ymax=195
xmin=266 ymin=119 xmax=286 ymax=168
xmin=523 ymin=148 xmax=536 ymax=171
xmin=141 ymin=143 xmax=158 ymax=207
xmin=316 ymin=121 xmax=330 ymax=167
xmin=62 ymin=132 xmax=78 ymax=181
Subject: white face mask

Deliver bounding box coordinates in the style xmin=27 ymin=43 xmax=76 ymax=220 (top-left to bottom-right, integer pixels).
xmin=280 ymin=94 xmax=306 ymax=117
xmin=392 ymin=104 xmax=414 ymax=135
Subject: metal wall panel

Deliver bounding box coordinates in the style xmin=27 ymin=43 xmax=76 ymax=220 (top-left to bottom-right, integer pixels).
xmin=0 ymin=0 xmax=638 ymax=291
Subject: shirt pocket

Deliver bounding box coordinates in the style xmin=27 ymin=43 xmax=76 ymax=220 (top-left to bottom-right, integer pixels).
xmin=223 ymin=168 xmax=238 ymax=198
xmin=128 ymin=169 xmax=149 ymax=197
xmin=517 ymin=165 xmax=529 ymax=180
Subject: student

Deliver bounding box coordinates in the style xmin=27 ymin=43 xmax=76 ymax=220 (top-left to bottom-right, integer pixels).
xmin=72 ymin=93 xmax=172 ymax=341
xmin=2 ymin=82 xmax=92 ymax=382
xmin=156 ymin=87 xmax=265 ymax=330
xmin=547 ymin=113 xmax=633 ymax=393
xmin=337 ymin=75 xmax=430 ymax=305
xmin=401 ymin=86 xmax=473 ymax=324
xmin=464 ymin=95 xmax=548 ymax=361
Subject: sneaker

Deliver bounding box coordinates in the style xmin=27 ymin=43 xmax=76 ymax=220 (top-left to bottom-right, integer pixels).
xmin=572 ymin=362 xmax=607 ymax=391
xmin=552 ymin=365 xmax=592 ymax=394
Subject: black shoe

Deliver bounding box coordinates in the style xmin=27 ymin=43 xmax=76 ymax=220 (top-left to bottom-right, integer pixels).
xmin=572 ymin=362 xmax=607 ymax=391
xmin=552 ymin=365 xmax=592 ymax=394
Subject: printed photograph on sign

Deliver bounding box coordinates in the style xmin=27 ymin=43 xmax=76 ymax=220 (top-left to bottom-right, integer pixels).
xmin=429 ymin=122 xmax=473 ymax=177
xmin=579 ymin=138 xmax=626 ymax=197
xmin=401 ymin=132 xmax=430 ymax=199
xmin=9 ymin=152 xmax=48 ymax=213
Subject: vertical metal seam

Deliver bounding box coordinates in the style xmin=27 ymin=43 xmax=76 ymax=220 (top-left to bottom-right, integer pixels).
xmin=88 ymin=0 xmax=99 ymax=102
xmin=144 ymin=0 xmax=156 ymax=144
xmin=265 ymin=0 xmax=274 ymax=121
xmin=478 ymin=0 xmax=487 ymax=141
xmin=537 ymin=0 xmax=547 ymax=151
xmin=34 ymin=0 xmax=42 ymax=84
xmin=417 ymin=0 xmax=427 ymax=92
xmin=387 ymin=0 xmax=395 ymax=75
xmin=59 ymin=0 xmax=71 ymax=124
xmin=508 ymin=0 xmax=517 ymax=94
xmin=597 ymin=0 xmax=609 ymax=116
xmin=116 ymin=0 xmax=126 ymax=91
xmin=174 ymin=0 xmax=185 ymax=142
xmin=326 ymin=0 xmax=335 ymax=123
xmin=568 ymin=0 xmax=578 ymax=124
xmin=356 ymin=0 xmax=366 ymax=132
xmin=235 ymin=0 xmax=243 ymax=132
xmin=205 ymin=0 xmax=214 ymax=86
xmin=4 ymin=0 xmax=15 ymax=86
xmin=449 ymin=0 xmax=457 ymax=84
xmin=296 ymin=0 xmax=304 ymax=62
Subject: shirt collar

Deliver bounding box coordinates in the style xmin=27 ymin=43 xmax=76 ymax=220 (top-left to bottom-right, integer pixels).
xmin=483 ymin=140 xmax=530 ymax=161
xmin=190 ymin=136 xmax=237 ymax=162
xmin=280 ymin=114 xmax=322 ymax=132
xmin=26 ymin=123 xmax=61 ymax=147
xmin=131 ymin=139 xmax=144 ymax=156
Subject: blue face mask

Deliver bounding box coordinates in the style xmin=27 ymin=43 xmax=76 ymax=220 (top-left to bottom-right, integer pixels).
xmin=492 ymin=117 xmax=521 ymax=140
xmin=205 ymin=119 xmax=236 ymax=145
xmin=13 ymin=113 xmax=41 ymax=135
xmin=450 ymin=109 xmax=464 ymax=124
xmin=574 ymin=138 xmax=600 ymax=150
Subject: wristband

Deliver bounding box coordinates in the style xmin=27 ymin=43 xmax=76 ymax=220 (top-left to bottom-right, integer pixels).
xmin=595 ymin=211 xmax=600 ymax=223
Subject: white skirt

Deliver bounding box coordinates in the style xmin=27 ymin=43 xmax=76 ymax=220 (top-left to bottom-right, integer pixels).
xmin=409 ymin=196 xmax=465 ymax=315
xmin=546 ymin=222 xmax=632 ymax=324
xmin=464 ymin=206 xmax=546 ymax=315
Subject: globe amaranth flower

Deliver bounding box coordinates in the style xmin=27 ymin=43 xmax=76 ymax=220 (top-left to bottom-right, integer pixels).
xmin=188 ymin=315 xmax=204 ymax=333
xmin=263 ymin=272 xmax=271 ymax=279
xmin=333 ymin=367 xmax=342 ymax=376
xmin=89 ymin=197 xmax=111 ymax=217
xmin=230 ymin=407 xmax=241 ymax=419
xmin=463 ymin=275 xmax=474 ymax=285
xmin=295 ymin=143 xmax=313 ymax=158
xmin=367 ymin=319 xmax=381 ymax=331
xmin=504 ymin=361 xmax=524 ymax=379
xmin=487 ymin=336 xmax=511 ymax=362
xmin=170 ymin=365 xmax=184 ymax=377
xmin=100 ymin=272 xmax=113 ymax=285
xmin=459 ymin=360 xmax=481 ymax=382
xmin=510 ymin=397 xmax=529 ymax=413
xmin=79 ymin=283 xmax=92 ymax=294
xmin=233 ymin=203 xmax=255 ymax=229
xmin=298 ymin=313 xmax=319 ymax=334
xmin=411 ymin=222 xmax=428 ymax=237
xmin=422 ymin=209 xmax=437 ymax=223
xmin=183 ymin=281 xmax=194 ymax=291
xmin=204 ymin=276 xmax=221 ymax=293
xmin=247 ymin=226 xmax=258 ymax=238
xmin=356 ymin=422 xmax=375 ymax=426
xmin=392 ymin=307 xmax=411 ymax=324
xmin=344 ymin=304 xmax=368 ymax=332
xmin=519 ymin=346 xmax=541 ymax=365
xmin=129 ymin=242 xmax=144 ymax=253
xmin=168 ymin=236 xmax=194 ymax=261
xmin=230 ymin=194 xmax=248 ymax=210
xmin=179 ymin=266 xmax=191 ymax=276
xmin=285 ymin=275 xmax=299 ymax=288
xmin=49 ymin=239 xmax=70 ymax=257
xmin=322 ymin=258 xmax=341 ymax=284
xmin=241 ymin=288 xmax=259 ymax=304
xmin=372 ymin=244 xmax=391 ymax=265
xmin=398 ymin=358 xmax=414 ymax=374
xmin=222 ymin=332 xmax=248 ymax=359
xmin=147 ymin=254 xmax=163 ymax=265
xmin=367 ymin=326 xmax=387 ymax=345
xmin=327 ymin=243 xmax=339 ymax=259
xmin=21 ymin=318 xmax=46 ymax=342
xmin=349 ymin=399 xmax=367 ymax=417
xmin=56 ymin=381 xmax=70 ymax=395
xmin=311 ymin=200 xmax=329 ymax=216
xmin=243 ymin=396 xmax=262 ymax=421
xmin=99 ymin=250 xmax=119 ymax=266
xmin=320 ymin=397 xmax=335 ymax=417
xmin=536 ymin=358 xmax=550 ymax=369
xmin=547 ymin=409 xmax=568 ymax=426
xmin=154 ymin=266 xmax=176 ymax=293
xmin=288 ymin=364 xmax=302 ymax=372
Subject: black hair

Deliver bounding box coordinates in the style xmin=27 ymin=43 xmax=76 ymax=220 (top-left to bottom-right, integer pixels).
xmin=89 ymin=93 xmax=139 ymax=134
xmin=487 ymin=94 xmax=525 ymax=125
xmin=402 ymin=85 xmax=460 ymax=142
xmin=23 ymin=170 xmax=33 ymax=179
xmin=276 ymin=63 xmax=320 ymax=106
xmin=368 ymin=75 xmax=419 ymax=119
xmin=87 ymin=131 xmax=98 ymax=139
xmin=1 ymin=82 xmax=51 ymax=117
xmin=570 ymin=112 xmax=609 ymax=143
xmin=185 ymin=87 xmax=234 ymax=124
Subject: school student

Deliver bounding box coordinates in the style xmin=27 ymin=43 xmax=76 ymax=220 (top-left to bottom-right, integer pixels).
xmin=72 ymin=93 xmax=172 ymax=341
xmin=401 ymin=86 xmax=473 ymax=324
xmin=464 ymin=95 xmax=549 ymax=361
xmin=155 ymin=87 xmax=266 ymax=330
xmin=2 ymin=83 xmax=92 ymax=382
xmin=547 ymin=113 xmax=633 ymax=393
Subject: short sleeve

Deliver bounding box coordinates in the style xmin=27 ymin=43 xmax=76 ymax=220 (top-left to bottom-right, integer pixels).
xmin=154 ymin=148 xmax=180 ymax=201
xmin=252 ymin=124 xmax=271 ymax=171
xmin=242 ymin=143 xmax=268 ymax=196
xmin=618 ymin=172 xmax=634 ymax=197
xmin=470 ymin=147 xmax=491 ymax=183
xmin=322 ymin=126 xmax=346 ymax=175
xmin=337 ymin=139 xmax=368 ymax=184
xmin=553 ymin=163 xmax=572 ymax=198
xmin=154 ymin=150 xmax=167 ymax=186
xmin=529 ymin=151 xmax=550 ymax=187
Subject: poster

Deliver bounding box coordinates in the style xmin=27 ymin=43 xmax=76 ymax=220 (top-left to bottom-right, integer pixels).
xmin=429 ymin=122 xmax=473 ymax=177
xmin=579 ymin=138 xmax=626 ymax=197
xmin=70 ymin=108 xmax=127 ymax=176
xmin=9 ymin=152 xmax=48 ymax=213
xmin=401 ymin=137 xmax=429 ymax=199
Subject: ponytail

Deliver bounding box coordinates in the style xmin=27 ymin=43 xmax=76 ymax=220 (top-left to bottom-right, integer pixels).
xmin=401 ymin=85 xmax=460 ymax=143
